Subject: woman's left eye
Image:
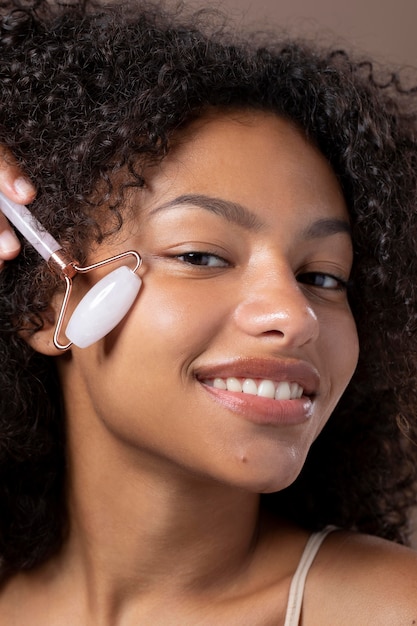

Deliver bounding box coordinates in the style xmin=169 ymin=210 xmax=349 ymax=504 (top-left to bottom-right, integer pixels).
xmin=175 ymin=252 xmax=229 ymax=267
xmin=297 ymin=272 xmax=347 ymax=291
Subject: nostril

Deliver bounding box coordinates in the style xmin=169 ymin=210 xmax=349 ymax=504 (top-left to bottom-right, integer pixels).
xmin=262 ymin=329 xmax=285 ymax=337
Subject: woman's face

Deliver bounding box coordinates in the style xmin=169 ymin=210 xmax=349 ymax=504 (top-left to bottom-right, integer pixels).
xmin=61 ymin=111 xmax=359 ymax=493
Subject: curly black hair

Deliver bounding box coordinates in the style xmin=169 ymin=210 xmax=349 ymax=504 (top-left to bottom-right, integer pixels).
xmin=0 ymin=0 xmax=417 ymax=576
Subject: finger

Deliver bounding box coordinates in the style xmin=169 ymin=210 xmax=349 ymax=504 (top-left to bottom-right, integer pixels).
xmin=0 ymin=147 xmax=34 ymax=261
xmin=0 ymin=146 xmax=36 ymax=204
xmin=0 ymin=212 xmax=21 ymax=259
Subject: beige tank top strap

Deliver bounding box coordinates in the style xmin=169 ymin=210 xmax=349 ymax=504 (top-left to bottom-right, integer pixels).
xmin=283 ymin=526 xmax=336 ymax=626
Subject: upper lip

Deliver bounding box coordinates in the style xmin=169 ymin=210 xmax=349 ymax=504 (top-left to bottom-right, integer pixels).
xmin=195 ymin=357 xmax=320 ymax=397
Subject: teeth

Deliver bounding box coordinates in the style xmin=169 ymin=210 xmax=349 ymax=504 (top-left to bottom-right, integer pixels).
xmin=242 ymin=378 xmax=258 ymax=395
xmin=258 ymin=380 xmax=275 ymax=399
xmin=208 ymin=377 xmax=303 ymax=400
xmin=226 ymin=377 xmax=242 ymax=392
xmin=291 ymin=382 xmax=303 ymax=399
xmin=275 ymin=381 xmax=291 ymax=400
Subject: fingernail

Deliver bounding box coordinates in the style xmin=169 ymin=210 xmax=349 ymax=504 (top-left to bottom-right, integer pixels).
xmin=14 ymin=176 xmax=35 ymax=200
xmin=0 ymin=229 xmax=20 ymax=253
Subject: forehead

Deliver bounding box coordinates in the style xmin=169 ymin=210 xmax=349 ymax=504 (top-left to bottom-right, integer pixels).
xmin=140 ymin=109 xmax=348 ymax=227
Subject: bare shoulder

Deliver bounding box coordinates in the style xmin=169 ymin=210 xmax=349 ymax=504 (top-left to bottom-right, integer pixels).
xmin=304 ymin=529 xmax=417 ymax=625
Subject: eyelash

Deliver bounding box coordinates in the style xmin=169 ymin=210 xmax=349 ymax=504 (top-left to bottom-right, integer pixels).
xmin=297 ymin=272 xmax=348 ymax=291
xmin=174 ymin=252 xmax=230 ymax=267
xmin=173 ymin=253 xmax=349 ymax=291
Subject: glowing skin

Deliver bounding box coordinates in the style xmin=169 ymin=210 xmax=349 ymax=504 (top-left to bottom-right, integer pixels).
xmin=58 ymin=110 xmax=359 ymax=496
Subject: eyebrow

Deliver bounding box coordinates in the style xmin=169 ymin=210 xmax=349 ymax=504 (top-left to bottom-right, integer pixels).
xmin=149 ymin=193 xmax=351 ymax=238
xmin=302 ymin=217 xmax=351 ymax=239
xmin=149 ymin=194 xmax=264 ymax=231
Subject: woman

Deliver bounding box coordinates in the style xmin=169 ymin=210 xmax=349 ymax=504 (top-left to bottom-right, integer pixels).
xmin=0 ymin=1 xmax=417 ymax=623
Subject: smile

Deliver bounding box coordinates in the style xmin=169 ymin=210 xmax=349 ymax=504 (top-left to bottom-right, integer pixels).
xmin=203 ymin=377 xmax=304 ymax=400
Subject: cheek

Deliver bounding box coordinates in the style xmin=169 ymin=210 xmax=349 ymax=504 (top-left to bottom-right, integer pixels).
xmin=70 ymin=282 xmax=236 ymax=476
xmin=323 ymin=309 xmax=359 ymax=402
xmin=93 ymin=278 xmax=229 ymax=405
xmin=307 ymin=310 xmax=358 ymax=443
xmin=122 ymin=278 xmax=229 ymax=361
xmin=339 ymin=314 xmax=359 ymax=376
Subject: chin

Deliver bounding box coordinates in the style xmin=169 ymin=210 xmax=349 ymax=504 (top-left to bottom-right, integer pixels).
xmin=219 ymin=456 xmax=305 ymax=495
xmin=228 ymin=440 xmax=308 ymax=492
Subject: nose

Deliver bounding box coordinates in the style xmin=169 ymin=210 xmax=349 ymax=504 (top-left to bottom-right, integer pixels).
xmin=233 ymin=266 xmax=319 ymax=348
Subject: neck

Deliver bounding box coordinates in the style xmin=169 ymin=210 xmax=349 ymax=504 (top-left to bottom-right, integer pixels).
xmin=67 ymin=456 xmax=261 ymax=589
xmin=58 ymin=415 xmax=262 ymax=620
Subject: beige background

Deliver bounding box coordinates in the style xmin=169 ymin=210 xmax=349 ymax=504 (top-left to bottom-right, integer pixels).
xmin=177 ymin=0 xmax=417 ymax=66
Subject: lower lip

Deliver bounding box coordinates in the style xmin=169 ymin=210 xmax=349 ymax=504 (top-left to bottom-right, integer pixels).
xmin=201 ymin=383 xmax=314 ymax=426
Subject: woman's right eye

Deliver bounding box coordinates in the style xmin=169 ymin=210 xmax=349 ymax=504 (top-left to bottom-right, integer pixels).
xmin=174 ymin=252 xmax=229 ymax=267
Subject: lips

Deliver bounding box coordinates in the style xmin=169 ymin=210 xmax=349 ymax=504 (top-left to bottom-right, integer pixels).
xmin=196 ymin=357 xmax=319 ymax=395
xmin=195 ymin=357 xmax=319 ymax=426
